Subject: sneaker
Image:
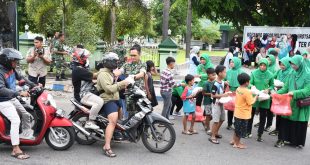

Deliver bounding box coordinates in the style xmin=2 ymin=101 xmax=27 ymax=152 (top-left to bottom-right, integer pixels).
xmin=264 ymin=126 xmax=271 ymax=132
xmin=172 ymin=112 xmax=178 ymax=116
xmin=244 ymin=133 xmax=252 ymax=139
xmin=206 ymin=130 xmax=212 ymax=135
xmin=55 ymin=76 xmax=62 ymax=81
xmin=176 ymin=112 xmax=183 ymax=117
xmin=274 ymin=140 xmax=284 ymax=148
xmin=226 ymin=125 xmax=233 ymax=130
xmin=169 ymin=116 xmax=175 ymax=120
xmin=85 ymin=121 xmax=100 ymax=130
xmin=254 ymin=123 xmax=260 ymax=128
xmin=19 ymin=129 xmax=35 ymax=140
xmin=257 ymin=136 xmax=264 ymax=142
xmin=269 ymin=130 xmax=278 ymax=136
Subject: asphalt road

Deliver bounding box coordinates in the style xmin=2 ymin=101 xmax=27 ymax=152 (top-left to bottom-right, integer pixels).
xmin=0 ymin=90 xmax=309 ymax=165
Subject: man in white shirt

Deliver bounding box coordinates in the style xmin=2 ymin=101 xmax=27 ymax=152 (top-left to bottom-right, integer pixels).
xmin=26 ymin=36 xmax=52 ymax=87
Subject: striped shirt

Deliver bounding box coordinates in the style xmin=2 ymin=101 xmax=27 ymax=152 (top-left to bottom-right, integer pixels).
xmin=160 ymin=68 xmax=175 ymax=92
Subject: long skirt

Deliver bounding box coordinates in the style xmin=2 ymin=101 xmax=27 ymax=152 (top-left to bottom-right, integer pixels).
xmin=278 ymin=117 xmax=308 ymax=146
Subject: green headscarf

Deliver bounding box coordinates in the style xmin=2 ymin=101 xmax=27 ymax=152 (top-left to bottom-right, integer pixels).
xmin=252 ymin=58 xmax=273 ymax=81
xmin=200 ymin=53 xmax=214 ymax=69
xmin=290 ymin=55 xmax=310 ymax=80
xmin=277 ymin=57 xmax=292 ymax=82
xmin=302 ymin=51 xmax=310 ymax=69
xmin=267 ymin=48 xmax=276 ymax=54
xmin=196 ymin=53 xmax=214 ymax=87
xmin=266 ymin=54 xmax=277 ymax=73
xmin=226 ymin=57 xmax=244 ymax=88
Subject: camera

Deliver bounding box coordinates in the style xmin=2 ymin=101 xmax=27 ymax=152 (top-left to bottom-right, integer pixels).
xmin=35 ymin=48 xmax=44 ymax=55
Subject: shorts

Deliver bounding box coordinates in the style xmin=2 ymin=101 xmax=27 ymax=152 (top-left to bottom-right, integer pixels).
xmin=234 ymin=117 xmax=248 ymax=138
xmin=100 ymin=101 xmax=121 ymax=117
xmin=203 ymin=104 xmax=212 ymax=116
xmin=212 ymin=103 xmax=225 ymax=122
xmin=184 ymin=112 xmax=195 ymax=116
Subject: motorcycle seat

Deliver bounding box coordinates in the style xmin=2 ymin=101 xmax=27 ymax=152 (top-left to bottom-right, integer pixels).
xmin=70 ymin=98 xmax=92 ymax=109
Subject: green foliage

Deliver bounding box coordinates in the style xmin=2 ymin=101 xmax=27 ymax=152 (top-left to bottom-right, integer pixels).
xmin=67 ymin=9 xmax=101 ymax=52
xmin=193 ymin=0 xmax=310 ymax=31
xmin=200 ymin=24 xmax=222 ymax=45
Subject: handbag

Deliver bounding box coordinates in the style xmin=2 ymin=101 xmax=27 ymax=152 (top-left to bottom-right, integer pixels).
xmin=271 ymin=94 xmax=292 ymax=116
xmin=294 ymin=81 xmax=310 ymax=107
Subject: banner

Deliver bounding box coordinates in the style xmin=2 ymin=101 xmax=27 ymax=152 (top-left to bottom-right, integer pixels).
xmin=243 ymin=26 xmax=310 ymax=52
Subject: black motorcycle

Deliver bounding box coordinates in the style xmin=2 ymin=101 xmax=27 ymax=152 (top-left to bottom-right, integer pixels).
xmin=68 ymin=84 xmax=176 ymax=153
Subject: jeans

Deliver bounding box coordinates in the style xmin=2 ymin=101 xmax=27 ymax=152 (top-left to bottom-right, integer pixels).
xmin=81 ymin=93 xmax=104 ymax=121
xmin=28 ymin=75 xmax=46 ymax=87
xmin=161 ymin=91 xmax=172 ymax=119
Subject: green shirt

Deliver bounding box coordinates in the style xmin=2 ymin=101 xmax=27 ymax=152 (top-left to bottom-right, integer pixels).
xmin=278 ymin=55 xmax=310 ymax=122
xmin=121 ymin=61 xmax=147 ymax=89
xmin=52 ymin=40 xmax=65 ymax=57
xmin=225 ymin=57 xmax=244 ymax=91
xmin=197 ymin=53 xmax=214 ymax=87
xmin=112 ymin=43 xmax=127 ymax=67
xmin=203 ymin=81 xmax=213 ymax=105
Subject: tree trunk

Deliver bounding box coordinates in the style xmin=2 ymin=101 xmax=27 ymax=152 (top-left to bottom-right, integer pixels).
xmin=162 ymin=0 xmax=170 ymax=40
xmin=110 ymin=4 xmax=116 ymax=43
xmin=62 ymin=0 xmax=66 ymax=34
xmin=185 ymin=0 xmax=192 ymax=58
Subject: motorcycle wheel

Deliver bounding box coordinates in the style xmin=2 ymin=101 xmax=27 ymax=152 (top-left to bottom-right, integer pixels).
xmin=45 ymin=126 xmax=75 ymax=150
xmin=72 ymin=113 xmax=97 ymax=145
xmin=141 ymin=120 xmax=176 ymax=153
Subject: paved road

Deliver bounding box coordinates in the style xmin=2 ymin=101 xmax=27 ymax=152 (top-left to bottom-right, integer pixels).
xmin=0 ymin=90 xmax=309 ymax=165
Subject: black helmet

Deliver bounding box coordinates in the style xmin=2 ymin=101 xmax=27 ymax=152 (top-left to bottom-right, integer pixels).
xmin=102 ymin=52 xmax=119 ymax=70
xmin=0 ymin=48 xmax=23 ymax=69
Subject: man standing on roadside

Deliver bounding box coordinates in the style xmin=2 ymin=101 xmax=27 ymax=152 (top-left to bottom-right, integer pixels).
xmin=52 ymin=33 xmax=68 ymax=81
xmin=26 ymin=36 xmax=51 ymax=87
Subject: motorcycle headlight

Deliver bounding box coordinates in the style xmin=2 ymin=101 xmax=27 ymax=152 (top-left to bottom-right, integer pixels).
xmin=47 ymin=94 xmax=57 ymax=108
xmin=55 ymin=108 xmax=66 ymax=118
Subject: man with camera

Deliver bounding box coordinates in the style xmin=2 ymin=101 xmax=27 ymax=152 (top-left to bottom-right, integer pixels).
xmin=26 ymin=36 xmax=51 ymax=87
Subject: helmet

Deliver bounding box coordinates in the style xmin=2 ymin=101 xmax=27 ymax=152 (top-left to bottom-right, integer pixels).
xmin=72 ymin=48 xmax=89 ymax=67
xmin=102 ymin=52 xmax=119 ymax=70
xmin=0 ymin=48 xmax=23 ymax=69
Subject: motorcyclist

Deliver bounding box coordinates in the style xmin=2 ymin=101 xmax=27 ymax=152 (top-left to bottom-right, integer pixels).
xmin=96 ymin=52 xmax=134 ymax=158
xmin=71 ymin=47 xmax=103 ymax=130
xmin=71 ymin=44 xmax=90 ymax=70
xmin=0 ymin=48 xmax=36 ymax=160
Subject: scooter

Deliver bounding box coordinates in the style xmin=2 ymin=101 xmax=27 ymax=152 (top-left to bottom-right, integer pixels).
xmin=69 ymin=84 xmax=176 ymax=153
xmin=0 ymin=86 xmax=75 ymax=150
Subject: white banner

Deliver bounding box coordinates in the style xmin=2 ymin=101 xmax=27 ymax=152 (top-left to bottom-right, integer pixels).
xmin=243 ymin=26 xmax=310 ymax=52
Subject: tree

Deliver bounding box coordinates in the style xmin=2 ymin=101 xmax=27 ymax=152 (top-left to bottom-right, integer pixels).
xmin=201 ymin=24 xmax=222 ymax=45
xmin=162 ymin=0 xmax=170 ymax=40
xmin=67 ymin=9 xmax=101 ymax=52
xmin=193 ymin=0 xmax=310 ymax=31
xmin=185 ymin=0 xmax=192 ymax=58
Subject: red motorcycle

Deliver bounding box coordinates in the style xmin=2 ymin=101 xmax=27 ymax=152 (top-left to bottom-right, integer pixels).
xmin=0 ymin=86 xmax=75 ymax=150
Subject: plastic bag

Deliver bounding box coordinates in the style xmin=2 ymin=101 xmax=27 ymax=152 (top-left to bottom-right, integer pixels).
xmin=274 ymin=79 xmax=284 ymax=87
xmin=189 ymin=87 xmax=203 ymax=97
xmin=188 ymin=106 xmax=205 ymax=122
xmin=251 ymin=86 xmax=260 ymax=95
xmin=271 ymin=94 xmax=292 ymax=116
xmin=224 ymin=92 xmax=236 ymax=111
xmin=258 ymin=92 xmax=270 ymax=101
xmin=219 ymin=96 xmax=232 ymax=104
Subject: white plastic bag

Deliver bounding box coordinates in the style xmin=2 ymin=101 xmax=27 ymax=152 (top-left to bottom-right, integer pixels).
xmin=251 ymin=86 xmax=260 ymax=95
xmin=258 ymin=91 xmax=270 ymax=101
xmin=274 ymin=79 xmax=284 ymax=87
xmin=219 ymin=96 xmax=232 ymax=104
xmin=189 ymin=87 xmax=203 ymax=97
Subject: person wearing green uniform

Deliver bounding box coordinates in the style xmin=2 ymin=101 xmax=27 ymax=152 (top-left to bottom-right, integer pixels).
xmin=225 ymin=57 xmax=244 ymax=130
xmin=269 ymin=57 xmax=293 ymax=136
xmin=197 ymin=53 xmax=214 ymax=108
xmin=247 ymin=58 xmax=274 ymax=141
xmin=52 ymin=33 xmax=68 ymax=81
xmin=112 ymin=37 xmax=127 ymax=68
xmin=275 ymin=55 xmax=310 ymax=148
xmin=170 ymin=81 xmax=185 ymax=117
xmin=302 ymin=50 xmax=310 ymax=69
xmin=49 ymin=32 xmax=59 ymax=73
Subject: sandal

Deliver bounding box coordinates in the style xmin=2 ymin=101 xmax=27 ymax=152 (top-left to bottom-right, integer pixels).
xmin=233 ymin=144 xmax=247 ymax=149
xmin=188 ymin=129 xmax=198 ymax=134
xmin=182 ymin=131 xmax=192 ymax=135
xmin=215 ymin=134 xmax=222 ymax=139
xmin=102 ymin=148 xmax=117 ymax=158
xmin=230 ymin=141 xmax=235 ymax=145
xmin=11 ymin=152 xmax=30 ymax=160
xmin=208 ymin=138 xmax=219 ymax=144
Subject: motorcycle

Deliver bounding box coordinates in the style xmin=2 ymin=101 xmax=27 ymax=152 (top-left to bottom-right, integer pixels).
xmin=69 ymin=84 xmax=176 ymax=153
xmin=0 ymin=86 xmax=75 ymax=150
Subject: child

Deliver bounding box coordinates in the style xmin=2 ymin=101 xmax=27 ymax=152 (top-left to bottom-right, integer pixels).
xmin=225 ymin=57 xmax=245 ymax=130
xmin=146 ymin=61 xmax=158 ymax=107
xmin=209 ymin=65 xmax=229 ymax=144
xmin=171 ymin=81 xmax=185 ymax=117
xmin=181 ymin=74 xmax=197 ymax=135
xmin=202 ymin=68 xmax=216 ymax=135
xmin=231 ymin=73 xmax=257 ymax=149
xmin=247 ymin=58 xmax=274 ymax=142
xmin=160 ymin=57 xmax=176 ymax=120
